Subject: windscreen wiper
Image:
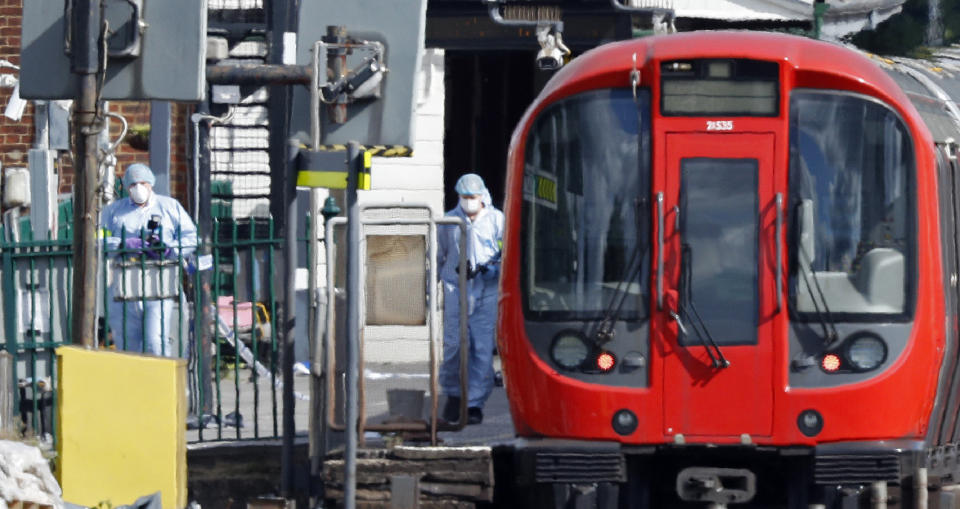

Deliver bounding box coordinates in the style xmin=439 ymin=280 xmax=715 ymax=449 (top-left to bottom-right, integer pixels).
xmin=673 ymin=244 xmax=729 ymax=368
xmin=796 ymin=229 xmax=840 ymax=348
xmin=591 ymin=197 xmax=648 ymax=346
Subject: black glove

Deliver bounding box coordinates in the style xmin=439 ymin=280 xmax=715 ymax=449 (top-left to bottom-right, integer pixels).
xmin=456 ymin=262 xmax=479 ymax=280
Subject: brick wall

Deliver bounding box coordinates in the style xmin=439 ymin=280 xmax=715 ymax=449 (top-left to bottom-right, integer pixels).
xmin=0 ymin=0 xmax=32 ymax=178
xmin=106 ymin=102 xmax=193 ymax=204
xmin=0 ymin=0 xmax=193 ymax=207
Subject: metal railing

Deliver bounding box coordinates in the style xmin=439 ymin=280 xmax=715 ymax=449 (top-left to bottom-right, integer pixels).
xmin=0 ymin=231 xmax=73 ymax=441
xmin=0 ymin=217 xmax=307 ymax=444
xmin=323 ymin=204 xmax=467 ymax=446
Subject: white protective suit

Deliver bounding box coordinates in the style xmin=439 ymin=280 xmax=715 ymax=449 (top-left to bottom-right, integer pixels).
xmin=101 ymin=173 xmax=197 ymax=357
xmin=437 ymin=175 xmax=504 ymax=409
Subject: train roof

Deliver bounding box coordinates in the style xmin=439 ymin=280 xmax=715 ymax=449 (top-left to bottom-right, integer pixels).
xmin=544 ymin=31 xmax=960 ymax=148
xmin=870 ymin=50 xmax=960 ymax=145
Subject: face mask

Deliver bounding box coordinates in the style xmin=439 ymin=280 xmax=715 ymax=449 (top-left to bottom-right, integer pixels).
xmin=460 ymin=197 xmax=482 ymax=215
xmin=129 ymin=184 xmax=151 ymax=205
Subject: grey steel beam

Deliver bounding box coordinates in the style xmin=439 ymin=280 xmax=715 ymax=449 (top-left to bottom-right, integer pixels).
xmin=206 ymin=64 xmax=311 ymax=86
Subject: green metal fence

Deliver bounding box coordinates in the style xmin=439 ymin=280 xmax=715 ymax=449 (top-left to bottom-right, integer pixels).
xmin=0 ymin=216 xmax=309 ymax=443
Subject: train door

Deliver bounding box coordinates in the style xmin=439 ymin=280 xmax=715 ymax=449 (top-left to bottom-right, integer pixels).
xmin=659 ymin=132 xmax=777 ymax=439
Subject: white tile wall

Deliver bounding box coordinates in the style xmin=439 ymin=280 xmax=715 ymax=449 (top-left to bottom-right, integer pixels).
xmin=366 ymin=49 xmax=446 ymax=216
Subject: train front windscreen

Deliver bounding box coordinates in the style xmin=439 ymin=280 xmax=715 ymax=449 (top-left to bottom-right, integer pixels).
xmin=521 ymin=88 xmax=651 ymax=323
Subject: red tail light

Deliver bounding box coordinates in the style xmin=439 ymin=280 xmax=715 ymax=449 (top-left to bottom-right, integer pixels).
xmin=821 ymin=353 xmax=841 ymax=372
xmin=597 ymin=351 xmax=616 ymax=372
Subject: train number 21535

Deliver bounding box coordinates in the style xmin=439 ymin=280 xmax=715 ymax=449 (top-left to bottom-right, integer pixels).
xmin=706 ymin=120 xmax=734 ymax=131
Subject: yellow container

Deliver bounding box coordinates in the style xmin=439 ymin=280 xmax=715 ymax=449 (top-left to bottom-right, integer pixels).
xmin=56 ymin=346 xmax=186 ymax=509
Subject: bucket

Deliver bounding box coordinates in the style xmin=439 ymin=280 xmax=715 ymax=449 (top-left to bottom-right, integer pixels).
xmin=386 ymin=389 xmax=425 ymax=421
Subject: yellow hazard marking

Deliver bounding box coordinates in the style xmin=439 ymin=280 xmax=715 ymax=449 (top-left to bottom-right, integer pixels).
xmin=297 ymin=170 xmax=371 ymax=190
xmin=315 ymin=145 xmax=413 ymax=157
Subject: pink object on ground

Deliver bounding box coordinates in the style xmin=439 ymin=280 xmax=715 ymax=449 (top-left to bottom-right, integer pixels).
xmin=217 ymin=296 xmax=255 ymax=329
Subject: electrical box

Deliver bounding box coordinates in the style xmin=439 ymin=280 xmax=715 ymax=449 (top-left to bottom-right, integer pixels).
xmin=290 ymin=0 xmax=428 ymax=149
xmin=20 ymin=0 xmax=207 ymax=101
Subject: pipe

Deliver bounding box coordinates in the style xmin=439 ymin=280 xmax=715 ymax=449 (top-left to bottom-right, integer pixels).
xmin=190 ymin=108 xmax=234 ymax=224
xmin=206 ymin=64 xmax=312 ymax=86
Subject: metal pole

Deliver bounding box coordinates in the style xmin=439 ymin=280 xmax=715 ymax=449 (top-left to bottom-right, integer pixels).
xmin=69 ymin=0 xmax=101 ymax=348
xmin=309 ymin=37 xmax=327 ymax=506
xmin=325 ymin=26 xmax=348 ymax=125
xmin=269 ymin=0 xmax=299 ymax=498
xmin=281 ymin=139 xmax=299 ymax=496
xmin=308 ymin=188 xmax=323 ymax=503
xmin=344 ymin=141 xmax=361 ymax=509
xmin=206 ymin=64 xmax=311 ymax=86
xmin=194 ymin=100 xmax=214 ymax=430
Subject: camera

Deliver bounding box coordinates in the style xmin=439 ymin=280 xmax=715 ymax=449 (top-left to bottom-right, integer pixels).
xmin=535 ymin=24 xmax=570 ymax=71
xmin=536 ymin=47 xmax=565 ymax=71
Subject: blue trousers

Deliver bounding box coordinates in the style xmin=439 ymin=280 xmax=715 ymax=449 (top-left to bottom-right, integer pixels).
xmin=107 ymin=293 xmax=178 ymax=357
xmin=440 ymin=279 xmax=497 ymax=409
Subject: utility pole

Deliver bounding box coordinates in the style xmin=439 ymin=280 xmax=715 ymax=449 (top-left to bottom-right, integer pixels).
xmin=69 ymin=0 xmax=101 ymax=348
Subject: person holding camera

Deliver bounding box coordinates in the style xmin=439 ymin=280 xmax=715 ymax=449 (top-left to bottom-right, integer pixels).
xmin=101 ymin=163 xmax=197 ymax=357
xmin=438 ymin=173 xmax=504 ymax=425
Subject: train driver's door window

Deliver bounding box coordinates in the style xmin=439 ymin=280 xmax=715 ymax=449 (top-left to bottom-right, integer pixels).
xmin=789 ymin=91 xmax=915 ymax=319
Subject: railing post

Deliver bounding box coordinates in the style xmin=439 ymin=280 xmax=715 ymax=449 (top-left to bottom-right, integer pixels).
xmin=2 ymin=245 xmax=17 ymax=353
xmin=0 ymin=351 xmax=13 ymax=434
xmin=2 ymin=243 xmax=18 ymax=416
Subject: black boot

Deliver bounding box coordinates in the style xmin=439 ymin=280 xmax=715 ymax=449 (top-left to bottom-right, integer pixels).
xmin=442 ymin=396 xmax=461 ymax=423
xmin=467 ymin=407 xmax=483 ymax=425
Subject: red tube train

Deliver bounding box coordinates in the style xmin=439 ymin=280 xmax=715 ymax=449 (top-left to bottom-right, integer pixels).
xmin=498 ymin=31 xmax=960 ymax=508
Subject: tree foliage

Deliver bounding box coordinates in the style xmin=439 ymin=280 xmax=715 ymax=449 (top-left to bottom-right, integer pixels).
xmin=849 ymin=0 xmax=960 ymax=56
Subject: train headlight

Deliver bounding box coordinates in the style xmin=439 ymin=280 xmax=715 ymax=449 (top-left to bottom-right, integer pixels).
xmin=551 ymin=331 xmax=589 ymax=370
xmin=844 ymin=333 xmax=887 ymax=371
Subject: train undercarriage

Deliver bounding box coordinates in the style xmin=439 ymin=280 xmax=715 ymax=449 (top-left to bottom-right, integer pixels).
xmin=496 ymin=439 xmax=960 ymax=509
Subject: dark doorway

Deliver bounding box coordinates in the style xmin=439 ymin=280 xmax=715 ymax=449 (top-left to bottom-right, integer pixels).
xmin=443 ymin=51 xmax=547 ymax=212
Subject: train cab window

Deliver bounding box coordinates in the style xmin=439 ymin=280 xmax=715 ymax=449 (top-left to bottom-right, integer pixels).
xmin=521 ymin=89 xmax=651 ymax=320
xmin=789 ymin=91 xmax=915 ymax=319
